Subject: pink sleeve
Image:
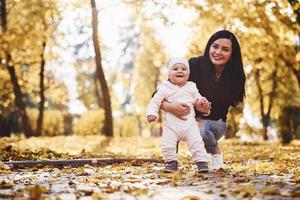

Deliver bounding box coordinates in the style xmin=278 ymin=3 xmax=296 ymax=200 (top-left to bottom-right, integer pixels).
xmin=146 ymin=86 xmax=167 ymax=117
xmin=188 ymin=82 xmax=203 ymax=103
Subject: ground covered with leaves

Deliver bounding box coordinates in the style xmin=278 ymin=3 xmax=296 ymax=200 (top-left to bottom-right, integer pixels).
xmin=0 ymin=136 xmax=299 ymax=200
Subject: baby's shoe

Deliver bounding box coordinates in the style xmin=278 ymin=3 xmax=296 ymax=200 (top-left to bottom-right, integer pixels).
xmin=211 ymin=153 xmax=224 ymax=170
xmin=196 ymin=161 xmax=209 ymax=173
xmin=164 ymin=161 xmax=178 ymax=173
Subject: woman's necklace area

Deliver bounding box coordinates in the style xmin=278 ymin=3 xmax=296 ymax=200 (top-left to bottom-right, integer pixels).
xmin=215 ymin=66 xmax=224 ymax=81
xmin=215 ymin=71 xmax=222 ymax=81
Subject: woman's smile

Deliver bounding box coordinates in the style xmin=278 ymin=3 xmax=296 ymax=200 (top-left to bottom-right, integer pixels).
xmin=209 ymin=38 xmax=232 ymax=68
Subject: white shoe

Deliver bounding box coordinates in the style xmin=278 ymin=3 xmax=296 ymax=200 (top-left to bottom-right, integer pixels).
xmin=211 ymin=153 xmax=224 ymax=170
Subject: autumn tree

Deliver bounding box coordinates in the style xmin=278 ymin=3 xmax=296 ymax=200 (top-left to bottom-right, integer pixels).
xmin=35 ymin=1 xmax=61 ymax=136
xmin=0 ymin=67 xmax=18 ymax=136
xmin=179 ymin=0 xmax=300 ymax=139
xmin=0 ymin=0 xmax=33 ymax=137
xmin=278 ymin=105 xmax=300 ymax=143
xmin=131 ymin=9 xmax=168 ymax=135
xmin=91 ymin=0 xmax=113 ymax=136
xmin=110 ymin=15 xmax=142 ymax=136
xmin=58 ymin=1 xmax=103 ymax=111
xmin=58 ymin=1 xmax=115 ymax=136
xmin=0 ymin=0 xmax=68 ymax=137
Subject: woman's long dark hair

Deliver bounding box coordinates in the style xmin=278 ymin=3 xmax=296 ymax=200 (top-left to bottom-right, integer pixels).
xmin=203 ymin=30 xmax=246 ymax=105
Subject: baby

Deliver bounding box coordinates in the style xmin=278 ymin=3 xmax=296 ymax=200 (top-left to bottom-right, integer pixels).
xmin=146 ymin=58 xmax=210 ymax=173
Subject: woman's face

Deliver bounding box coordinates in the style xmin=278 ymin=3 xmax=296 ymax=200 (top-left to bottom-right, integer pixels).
xmin=209 ymin=38 xmax=232 ymax=68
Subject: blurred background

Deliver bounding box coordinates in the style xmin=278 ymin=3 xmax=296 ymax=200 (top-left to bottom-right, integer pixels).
xmin=0 ymin=0 xmax=299 ymax=143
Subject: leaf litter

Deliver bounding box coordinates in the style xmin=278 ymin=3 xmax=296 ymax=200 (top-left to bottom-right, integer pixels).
xmin=0 ymin=136 xmax=299 ymax=199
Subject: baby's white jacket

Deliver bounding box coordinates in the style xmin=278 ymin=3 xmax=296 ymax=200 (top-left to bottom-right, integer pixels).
xmin=146 ymin=80 xmax=203 ymax=131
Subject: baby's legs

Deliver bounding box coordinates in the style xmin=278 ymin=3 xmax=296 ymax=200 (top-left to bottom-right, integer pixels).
xmin=161 ymin=126 xmax=179 ymax=162
xmin=185 ymin=123 xmax=208 ymax=163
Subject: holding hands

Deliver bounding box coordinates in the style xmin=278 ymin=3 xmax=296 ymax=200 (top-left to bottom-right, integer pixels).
xmin=195 ymin=97 xmax=211 ymax=116
xmin=147 ymin=97 xmax=211 ymax=123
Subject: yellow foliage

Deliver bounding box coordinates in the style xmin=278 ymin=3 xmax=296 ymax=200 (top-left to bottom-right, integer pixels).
xmin=27 ymin=109 xmax=65 ymax=136
xmin=183 ymin=0 xmax=300 ymax=124
xmin=116 ymin=115 xmax=140 ymax=137
xmin=74 ymin=109 xmax=104 ymax=135
xmin=133 ymin=20 xmax=168 ymax=115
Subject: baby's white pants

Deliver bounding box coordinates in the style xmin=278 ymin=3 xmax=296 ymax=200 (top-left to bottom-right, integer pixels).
xmin=161 ymin=122 xmax=208 ymax=163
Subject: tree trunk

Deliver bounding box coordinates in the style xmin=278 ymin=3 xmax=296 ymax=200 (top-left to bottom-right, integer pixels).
xmin=288 ymin=0 xmax=300 ymax=89
xmin=1 ymin=1 xmax=33 ymax=137
xmin=0 ymin=116 xmax=11 ymax=137
xmin=262 ymin=116 xmax=269 ymax=140
xmin=255 ymin=69 xmax=269 ymax=140
xmin=0 ymin=0 xmax=9 ymax=137
xmin=255 ymin=68 xmax=278 ymax=140
xmin=293 ymin=68 xmax=300 ymax=88
xmin=6 ymin=60 xmax=33 ymax=137
xmin=94 ymin=72 xmax=103 ymax=108
xmin=91 ymin=0 xmax=113 ymax=136
xmin=0 ymin=0 xmax=7 ymax=31
xmin=36 ymin=40 xmax=46 ymax=137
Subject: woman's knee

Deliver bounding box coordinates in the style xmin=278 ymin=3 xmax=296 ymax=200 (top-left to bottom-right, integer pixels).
xmin=201 ymin=132 xmax=217 ymax=153
xmin=213 ymin=120 xmax=227 ymax=140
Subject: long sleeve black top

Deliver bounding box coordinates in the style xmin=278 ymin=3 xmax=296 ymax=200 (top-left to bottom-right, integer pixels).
xmin=188 ymin=56 xmax=236 ymax=121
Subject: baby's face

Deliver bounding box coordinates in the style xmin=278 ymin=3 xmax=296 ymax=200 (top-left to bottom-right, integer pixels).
xmin=169 ymin=63 xmax=189 ymax=87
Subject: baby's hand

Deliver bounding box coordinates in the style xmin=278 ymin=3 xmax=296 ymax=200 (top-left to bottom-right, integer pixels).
xmin=195 ymin=97 xmax=211 ymax=114
xmin=202 ymin=98 xmax=210 ymax=108
xmin=147 ymin=115 xmax=157 ymax=123
xmin=196 ymin=97 xmax=208 ymax=107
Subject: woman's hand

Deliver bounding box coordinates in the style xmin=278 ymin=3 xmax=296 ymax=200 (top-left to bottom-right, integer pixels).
xmin=161 ymin=101 xmax=190 ymax=120
xmin=195 ymin=98 xmax=211 ymax=115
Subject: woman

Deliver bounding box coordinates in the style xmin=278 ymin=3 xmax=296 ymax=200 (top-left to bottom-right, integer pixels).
xmin=161 ymin=30 xmax=246 ymax=170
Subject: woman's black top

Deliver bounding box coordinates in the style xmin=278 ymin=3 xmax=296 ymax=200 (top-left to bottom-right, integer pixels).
xmin=189 ymin=56 xmax=236 ymax=121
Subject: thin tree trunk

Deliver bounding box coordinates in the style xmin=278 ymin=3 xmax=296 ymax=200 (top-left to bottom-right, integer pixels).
xmin=6 ymin=58 xmax=33 ymax=137
xmin=263 ymin=70 xmax=278 ymax=140
xmin=91 ymin=0 xmax=113 ymax=136
xmin=0 ymin=116 xmax=11 ymax=137
xmin=1 ymin=0 xmax=33 ymax=137
xmin=292 ymin=68 xmax=300 ymax=88
xmin=255 ymin=68 xmax=278 ymax=140
xmin=36 ymin=40 xmax=46 ymax=137
xmin=288 ymin=0 xmax=300 ymax=88
xmin=0 ymin=0 xmax=6 ymax=31
xmin=94 ymin=72 xmax=103 ymax=108
xmin=255 ymin=69 xmax=268 ymax=140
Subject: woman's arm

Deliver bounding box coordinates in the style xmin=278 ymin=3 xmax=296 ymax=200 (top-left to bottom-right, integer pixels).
xmin=161 ymin=101 xmax=190 ymax=120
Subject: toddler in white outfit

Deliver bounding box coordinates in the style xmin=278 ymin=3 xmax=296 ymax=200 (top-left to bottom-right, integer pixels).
xmin=146 ymin=58 xmax=209 ymax=173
